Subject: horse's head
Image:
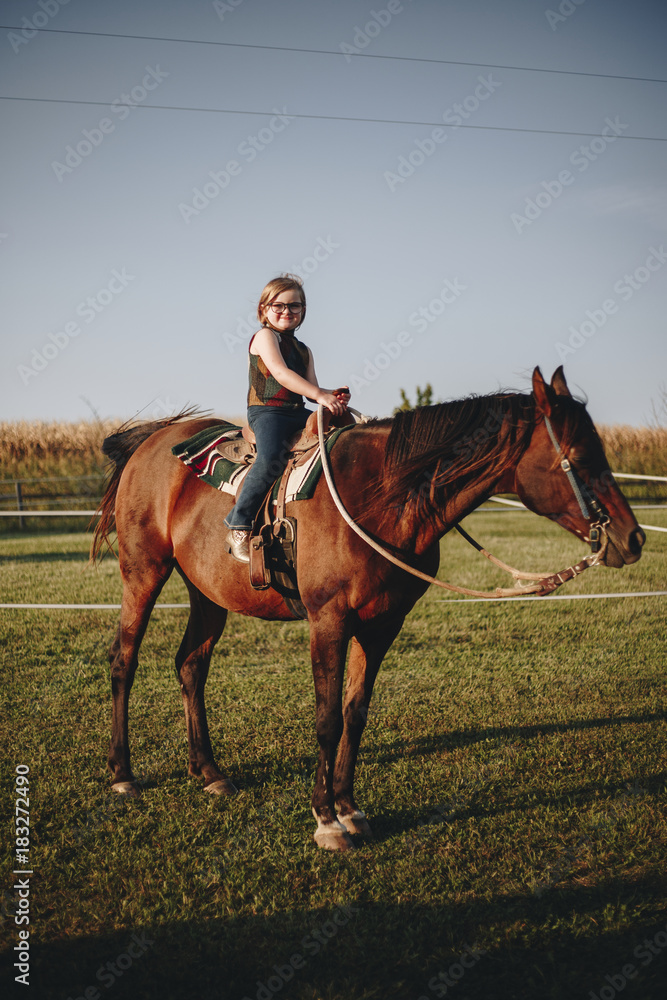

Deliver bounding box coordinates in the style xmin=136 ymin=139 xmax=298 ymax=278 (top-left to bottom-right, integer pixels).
xmin=513 ymin=367 xmax=645 ymax=568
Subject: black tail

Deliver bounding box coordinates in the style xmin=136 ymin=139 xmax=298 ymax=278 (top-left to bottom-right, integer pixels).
xmin=90 ymin=407 xmax=203 ymax=561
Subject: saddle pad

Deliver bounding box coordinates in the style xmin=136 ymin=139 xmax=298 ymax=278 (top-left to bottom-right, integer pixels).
xmin=172 ymin=421 xmax=351 ymax=504
xmin=171 ymin=422 xmax=250 ymax=494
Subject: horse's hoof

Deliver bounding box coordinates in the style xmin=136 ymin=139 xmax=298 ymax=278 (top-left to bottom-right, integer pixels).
xmin=111 ymin=781 xmax=141 ymax=797
xmin=313 ymin=818 xmax=356 ymax=852
xmin=338 ymin=810 xmax=373 ymax=839
xmin=204 ymin=778 xmax=238 ymax=796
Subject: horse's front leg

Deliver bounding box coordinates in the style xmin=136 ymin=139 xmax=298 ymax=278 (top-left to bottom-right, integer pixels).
xmin=309 ymin=618 xmax=354 ymax=851
xmin=334 ymin=617 xmax=405 ymax=839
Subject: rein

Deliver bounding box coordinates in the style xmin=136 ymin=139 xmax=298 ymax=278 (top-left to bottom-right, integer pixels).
xmin=317 ymin=405 xmax=607 ymax=600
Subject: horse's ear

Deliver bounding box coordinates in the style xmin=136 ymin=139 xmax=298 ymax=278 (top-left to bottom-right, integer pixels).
xmin=532 ymin=366 xmax=555 ymax=417
xmin=550 ymin=366 xmax=571 ymax=397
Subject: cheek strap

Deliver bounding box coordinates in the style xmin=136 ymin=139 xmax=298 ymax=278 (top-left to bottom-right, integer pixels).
xmin=543 ymin=415 xmax=611 ymax=553
xmin=543 ymin=415 xmax=591 ymax=519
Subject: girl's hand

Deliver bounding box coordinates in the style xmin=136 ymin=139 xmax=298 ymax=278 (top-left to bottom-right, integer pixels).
xmin=316 ymin=390 xmax=347 ymax=415
xmin=333 ymin=386 xmax=351 ymax=405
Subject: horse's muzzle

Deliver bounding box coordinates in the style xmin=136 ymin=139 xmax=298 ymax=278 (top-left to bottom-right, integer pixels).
xmin=604 ymin=526 xmax=645 ymax=567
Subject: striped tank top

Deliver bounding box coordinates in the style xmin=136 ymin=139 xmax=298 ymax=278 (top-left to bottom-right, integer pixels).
xmin=247 ymin=329 xmax=311 ymax=408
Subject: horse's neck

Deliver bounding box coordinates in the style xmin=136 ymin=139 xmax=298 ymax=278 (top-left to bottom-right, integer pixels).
xmin=375 ymin=422 xmax=520 ymax=556
xmin=414 ymin=467 xmax=507 ymax=554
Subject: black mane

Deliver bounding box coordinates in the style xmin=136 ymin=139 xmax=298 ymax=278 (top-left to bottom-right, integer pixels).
xmin=363 ymin=390 xmax=586 ymax=523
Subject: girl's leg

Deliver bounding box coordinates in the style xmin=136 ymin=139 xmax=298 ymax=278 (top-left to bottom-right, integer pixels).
xmin=224 ymin=407 xmax=309 ymax=530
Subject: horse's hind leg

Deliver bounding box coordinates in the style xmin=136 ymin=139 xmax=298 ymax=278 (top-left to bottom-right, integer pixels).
xmin=108 ymin=561 xmax=172 ymax=796
xmin=176 ymin=581 xmax=236 ymax=795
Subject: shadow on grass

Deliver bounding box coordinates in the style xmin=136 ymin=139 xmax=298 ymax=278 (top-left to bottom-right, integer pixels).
xmin=370 ymin=713 xmax=667 ymax=766
xmin=371 ymin=769 xmax=667 ymax=844
xmin=23 ymin=875 xmax=667 ymax=1000
xmin=199 ymin=715 xmax=666 ymax=804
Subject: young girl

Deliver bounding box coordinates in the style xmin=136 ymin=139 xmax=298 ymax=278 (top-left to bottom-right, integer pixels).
xmin=224 ymin=274 xmax=351 ymax=562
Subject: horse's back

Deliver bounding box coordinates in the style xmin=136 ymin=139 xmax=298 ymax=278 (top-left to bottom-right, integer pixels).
xmin=114 ymin=417 xmax=232 ymax=549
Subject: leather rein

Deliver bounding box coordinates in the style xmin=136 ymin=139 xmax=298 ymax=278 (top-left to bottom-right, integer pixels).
xmin=317 ymin=405 xmax=611 ymax=600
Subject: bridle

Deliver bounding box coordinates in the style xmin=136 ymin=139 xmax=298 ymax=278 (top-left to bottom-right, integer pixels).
xmin=543 ymin=414 xmax=611 ymax=556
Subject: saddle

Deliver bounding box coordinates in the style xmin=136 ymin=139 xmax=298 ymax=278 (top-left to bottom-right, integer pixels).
xmin=216 ymin=408 xmax=353 ymax=466
xmin=244 ymin=409 xmax=355 ymax=617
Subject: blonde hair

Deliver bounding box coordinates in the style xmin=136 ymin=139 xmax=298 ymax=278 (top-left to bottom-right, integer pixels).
xmin=257 ymin=273 xmax=306 ymax=328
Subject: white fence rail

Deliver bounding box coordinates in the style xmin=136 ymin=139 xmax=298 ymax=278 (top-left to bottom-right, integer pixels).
xmin=1 ymin=472 xmax=665 ymax=533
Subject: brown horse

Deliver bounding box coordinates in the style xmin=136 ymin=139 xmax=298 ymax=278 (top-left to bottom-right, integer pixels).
xmin=92 ymin=367 xmax=644 ymax=850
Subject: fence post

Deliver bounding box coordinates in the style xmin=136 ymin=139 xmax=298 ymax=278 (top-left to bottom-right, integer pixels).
xmin=15 ymin=481 xmax=25 ymax=530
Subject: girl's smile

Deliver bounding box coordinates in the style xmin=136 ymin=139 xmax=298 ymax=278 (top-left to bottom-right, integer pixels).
xmin=267 ymin=292 xmax=303 ymax=331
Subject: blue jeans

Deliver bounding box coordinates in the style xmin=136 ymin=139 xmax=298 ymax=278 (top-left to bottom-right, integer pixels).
xmin=224 ymin=406 xmax=311 ymax=530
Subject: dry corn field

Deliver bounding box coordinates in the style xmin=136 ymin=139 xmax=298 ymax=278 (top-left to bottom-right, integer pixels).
xmin=599 ymin=425 xmax=667 ymax=476
xmin=1 ymin=418 xmax=665 ymax=481
xmin=0 ymin=419 xmax=120 ymax=479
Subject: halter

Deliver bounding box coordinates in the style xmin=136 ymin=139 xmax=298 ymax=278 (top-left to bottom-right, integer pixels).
xmin=543 ymin=414 xmax=611 ymax=555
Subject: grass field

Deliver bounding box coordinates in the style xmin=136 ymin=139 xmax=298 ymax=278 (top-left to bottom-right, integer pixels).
xmin=1 ymin=511 xmax=666 ymax=1000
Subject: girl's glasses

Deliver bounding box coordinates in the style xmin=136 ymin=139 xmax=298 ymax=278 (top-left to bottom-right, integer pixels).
xmin=270 ymin=302 xmax=303 ymax=314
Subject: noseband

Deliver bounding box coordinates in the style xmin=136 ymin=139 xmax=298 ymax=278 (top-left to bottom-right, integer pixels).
xmin=543 ymin=415 xmax=611 ymax=555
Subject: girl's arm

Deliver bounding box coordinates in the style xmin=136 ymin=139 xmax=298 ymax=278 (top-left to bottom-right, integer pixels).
xmin=252 ymin=329 xmax=346 ymax=414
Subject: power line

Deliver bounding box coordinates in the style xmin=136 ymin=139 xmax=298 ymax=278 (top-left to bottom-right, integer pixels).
xmin=1 ymin=24 xmax=666 ymax=86
xmin=1 ymin=94 xmax=665 ymax=143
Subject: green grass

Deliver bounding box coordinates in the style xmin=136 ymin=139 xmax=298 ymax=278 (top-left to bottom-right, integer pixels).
xmin=1 ymin=513 xmax=666 ymax=1000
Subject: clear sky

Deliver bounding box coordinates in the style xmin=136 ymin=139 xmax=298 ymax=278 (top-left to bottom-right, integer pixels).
xmin=1 ymin=0 xmax=666 ymax=427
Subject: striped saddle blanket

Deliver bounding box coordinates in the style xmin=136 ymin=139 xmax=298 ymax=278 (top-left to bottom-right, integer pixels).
xmin=171 ymin=421 xmax=349 ymax=504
